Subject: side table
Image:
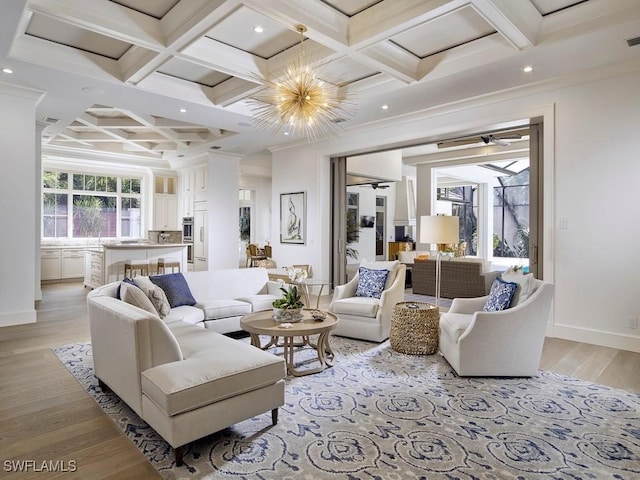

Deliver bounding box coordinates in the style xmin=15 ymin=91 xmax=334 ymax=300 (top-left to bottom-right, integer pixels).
xmin=390 ymin=301 xmax=439 ymax=354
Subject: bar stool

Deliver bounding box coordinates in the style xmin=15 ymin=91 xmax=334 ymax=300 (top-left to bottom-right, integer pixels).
xmin=157 ymin=257 xmax=181 ymax=274
xmin=123 ymin=259 xmax=149 ymax=278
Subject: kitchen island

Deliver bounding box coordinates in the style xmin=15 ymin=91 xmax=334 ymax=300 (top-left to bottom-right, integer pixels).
xmin=100 ymin=243 xmax=188 ymax=285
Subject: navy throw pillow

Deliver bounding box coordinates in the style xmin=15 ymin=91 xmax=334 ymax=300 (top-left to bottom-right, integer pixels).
xmin=355 ymin=267 xmax=390 ymax=299
xmin=116 ymin=277 xmax=138 ymax=300
xmin=149 ymin=273 xmax=197 ymax=308
xmin=483 ymin=277 xmax=517 ymax=312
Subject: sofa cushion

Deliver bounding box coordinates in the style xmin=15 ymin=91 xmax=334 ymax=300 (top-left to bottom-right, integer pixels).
xmin=483 ymin=277 xmax=517 ymax=312
xmin=116 ymin=277 xmax=138 ymax=300
xmin=120 ymin=282 xmax=159 ymax=318
xmin=439 ymin=312 xmax=473 ymax=343
xmin=141 ymin=330 xmax=285 ymax=416
xmin=331 ymin=296 xmax=380 ymax=318
xmin=146 ymin=284 xmax=171 ymax=318
xmin=355 ymin=267 xmax=390 ymax=299
xmin=150 ymin=273 xmax=197 ymax=308
xmin=235 ymin=294 xmax=278 ymax=313
xmin=163 ymin=305 xmax=204 ymax=324
xmin=501 ymin=271 xmax=534 ymax=307
xmin=198 ymin=299 xmax=252 ymax=320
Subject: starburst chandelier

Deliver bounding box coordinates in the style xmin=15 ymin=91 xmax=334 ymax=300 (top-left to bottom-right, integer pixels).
xmin=250 ymin=25 xmax=356 ymax=141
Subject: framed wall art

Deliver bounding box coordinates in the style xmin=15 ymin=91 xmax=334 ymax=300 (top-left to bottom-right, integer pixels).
xmin=280 ymin=191 xmax=306 ymax=244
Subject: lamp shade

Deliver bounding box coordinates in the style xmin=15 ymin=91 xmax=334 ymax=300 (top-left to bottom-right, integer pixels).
xmin=419 ymin=215 xmax=459 ymax=244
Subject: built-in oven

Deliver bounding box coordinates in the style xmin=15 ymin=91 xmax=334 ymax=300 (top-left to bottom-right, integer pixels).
xmin=182 ymin=217 xmax=194 ymax=243
xmin=186 ymin=243 xmax=193 ymax=263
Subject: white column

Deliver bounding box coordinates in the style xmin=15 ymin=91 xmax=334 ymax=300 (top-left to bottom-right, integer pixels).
xmin=0 ymin=83 xmax=45 ymax=326
xmin=205 ymin=152 xmax=240 ymax=269
xmin=415 ymin=163 xmax=436 ymax=251
xmin=477 ymin=182 xmax=493 ymax=261
xmin=34 ymin=121 xmax=45 ymax=301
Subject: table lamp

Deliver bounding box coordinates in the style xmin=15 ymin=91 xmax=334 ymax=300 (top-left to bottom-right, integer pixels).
xmin=419 ymin=215 xmax=460 ymax=309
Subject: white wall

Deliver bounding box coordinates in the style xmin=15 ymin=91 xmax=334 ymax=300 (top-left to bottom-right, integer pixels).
xmin=272 ymin=64 xmax=640 ymax=352
xmin=271 ymin=144 xmax=331 ymax=280
xmin=0 ymin=83 xmax=44 ymax=326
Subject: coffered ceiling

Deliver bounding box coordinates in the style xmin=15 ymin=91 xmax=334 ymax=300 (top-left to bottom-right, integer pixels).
xmin=1 ymin=0 xmax=639 ymax=165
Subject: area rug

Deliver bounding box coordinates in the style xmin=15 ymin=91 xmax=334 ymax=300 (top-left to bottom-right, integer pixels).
xmin=54 ymin=338 xmax=640 ymax=479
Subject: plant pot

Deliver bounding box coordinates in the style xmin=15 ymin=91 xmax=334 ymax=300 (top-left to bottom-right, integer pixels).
xmin=273 ymin=307 xmax=303 ymax=322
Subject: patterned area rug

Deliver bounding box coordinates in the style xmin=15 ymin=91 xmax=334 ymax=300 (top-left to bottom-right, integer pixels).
xmin=54 ymin=338 xmax=640 ymax=479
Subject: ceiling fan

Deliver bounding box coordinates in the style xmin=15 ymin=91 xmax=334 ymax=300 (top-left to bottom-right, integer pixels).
xmin=437 ymin=129 xmax=526 ymax=149
xmin=359 ymin=182 xmax=390 ymax=189
xmin=480 ymin=133 xmax=522 ymax=146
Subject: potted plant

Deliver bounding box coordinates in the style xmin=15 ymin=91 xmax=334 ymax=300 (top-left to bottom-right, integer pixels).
xmin=272 ymin=285 xmax=304 ymax=322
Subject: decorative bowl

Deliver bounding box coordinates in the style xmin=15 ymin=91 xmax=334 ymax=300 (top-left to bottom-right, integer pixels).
xmin=273 ymin=307 xmax=303 ymax=322
xmin=310 ymin=309 xmax=327 ymax=321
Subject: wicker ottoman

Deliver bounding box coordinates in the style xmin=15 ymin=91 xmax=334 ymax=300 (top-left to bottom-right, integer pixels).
xmin=390 ymin=301 xmax=439 ymax=355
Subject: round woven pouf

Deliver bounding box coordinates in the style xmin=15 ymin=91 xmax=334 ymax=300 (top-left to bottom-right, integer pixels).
xmin=390 ymin=301 xmax=439 ymax=355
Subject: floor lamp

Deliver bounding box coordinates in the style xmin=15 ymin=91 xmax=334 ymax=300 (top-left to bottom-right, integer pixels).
xmin=419 ymin=215 xmax=460 ymax=310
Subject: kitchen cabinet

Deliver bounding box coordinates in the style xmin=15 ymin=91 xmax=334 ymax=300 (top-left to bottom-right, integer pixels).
xmin=153 ymin=194 xmax=178 ymax=229
xmin=154 ymin=175 xmax=177 ymax=195
xmin=41 ymin=249 xmax=61 ymax=281
xmin=62 ymin=249 xmax=85 ymax=278
xmin=194 ymin=165 xmax=208 ymax=201
xmin=41 ymin=247 xmax=86 ymax=282
xmin=180 ymin=170 xmax=195 ymax=217
xmin=194 ymin=206 xmax=207 ymax=271
xmin=154 ymin=174 xmax=178 ymax=229
xmin=84 ymin=250 xmax=104 ymax=289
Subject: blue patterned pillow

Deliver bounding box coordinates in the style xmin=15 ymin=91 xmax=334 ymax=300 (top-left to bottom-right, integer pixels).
xmin=149 ymin=273 xmax=196 ymax=308
xmin=355 ymin=267 xmax=390 ymax=299
xmin=483 ymin=277 xmax=517 ymax=312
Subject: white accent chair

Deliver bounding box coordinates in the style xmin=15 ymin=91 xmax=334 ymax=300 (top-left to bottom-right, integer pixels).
xmin=328 ymin=260 xmax=406 ymax=342
xmin=439 ymin=277 xmax=554 ymax=376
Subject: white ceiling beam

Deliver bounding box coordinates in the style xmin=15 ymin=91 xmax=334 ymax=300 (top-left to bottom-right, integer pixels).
xmin=28 ymin=0 xmax=165 ymax=50
xmin=471 ymin=0 xmax=541 ymax=49
xmin=10 ymin=35 xmax=123 ymax=82
xmin=76 ymin=113 xmax=158 ymax=154
xmin=179 ymin=37 xmax=267 ymax=82
xmin=123 ymin=0 xmax=242 ymax=84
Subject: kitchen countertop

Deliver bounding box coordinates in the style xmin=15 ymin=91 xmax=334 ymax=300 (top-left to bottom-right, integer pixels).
xmin=102 ymin=243 xmax=188 ymax=249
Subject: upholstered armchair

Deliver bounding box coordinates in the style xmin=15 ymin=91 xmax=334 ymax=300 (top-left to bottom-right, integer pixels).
xmin=328 ymin=260 xmax=406 ymax=342
xmin=439 ymin=277 xmax=554 ymax=376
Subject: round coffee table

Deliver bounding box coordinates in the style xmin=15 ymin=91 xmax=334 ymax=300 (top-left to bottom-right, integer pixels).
xmin=390 ymin=301 xmax=439 ymax=355
xmin=240 ymin=309 xmax=339 ymax=377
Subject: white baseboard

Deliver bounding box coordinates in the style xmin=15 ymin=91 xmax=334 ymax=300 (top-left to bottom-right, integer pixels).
xmin=0 ymin=309 xmax=36 ymax=327
xmin=551 ymin=323 xmax=640 ymax=353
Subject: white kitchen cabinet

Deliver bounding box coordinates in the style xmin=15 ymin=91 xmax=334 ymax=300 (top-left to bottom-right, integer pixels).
xmin=153 ymin=194 xmax=178 ymax=230
xmin=194 ymin=166 xmax=207 ymax=192
xmin=154 ymin=175 xmax=177 ymax=195
xmin=180 ymin=170 xmax=195 ymax=217
xmin=84 ymin=250 xmax=104 ymax=289
xmin=61 ymin=249 xmax=85 ymax=278
xmin=41 ymin=249 xmax=61 ymax=281
xmin=194 ymin=208 xmax=207 ymax=270
xmin=193 ymin=256 xmax=208 ymax=272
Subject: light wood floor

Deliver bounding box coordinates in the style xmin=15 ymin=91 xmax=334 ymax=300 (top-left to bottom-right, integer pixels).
xmin=1 ymin=283 xmax=638 ymax=479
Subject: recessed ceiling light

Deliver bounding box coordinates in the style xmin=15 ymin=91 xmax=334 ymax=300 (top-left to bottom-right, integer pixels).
xmin=284 ymin=132 xmax=290 ymax=135
xmin=179 ymin=108 xmax=187 ymax=113
xmin=523 ymin=66 xmax=533 ymax=73
xmin=254 ymin=26 xmax=264 ymax=33
xmin=2 ymin=67 xmax=13 ymax=74
xmin=381 ymin=104 xmax=389 ymax=110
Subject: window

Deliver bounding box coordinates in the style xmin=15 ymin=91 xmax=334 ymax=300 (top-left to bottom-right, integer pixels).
xmin=42 ymin=170 xmax=143 ymax=239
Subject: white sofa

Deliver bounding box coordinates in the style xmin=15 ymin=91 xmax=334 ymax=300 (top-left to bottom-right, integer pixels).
xmin=177 ymin=268 xmax=283 ymax=332
xmin=87 ymin=268 xmax=287 ymax=466
xmin=328 ymin=260 xmax=406 ymax=342
xmin=439 ymin=276 xmax=554 ymax=376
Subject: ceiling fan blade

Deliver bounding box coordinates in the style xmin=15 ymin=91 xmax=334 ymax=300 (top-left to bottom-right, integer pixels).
xmin=438 ymin=137 xmax=483 ymax=149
